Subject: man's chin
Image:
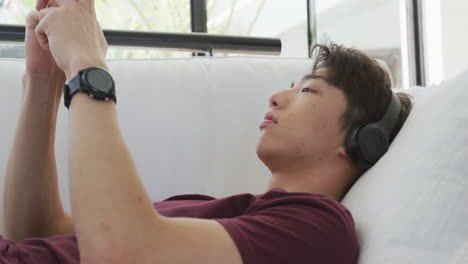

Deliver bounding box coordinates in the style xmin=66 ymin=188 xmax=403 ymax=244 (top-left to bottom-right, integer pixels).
xmin=256 ymin=144 xmax=279 ymax=167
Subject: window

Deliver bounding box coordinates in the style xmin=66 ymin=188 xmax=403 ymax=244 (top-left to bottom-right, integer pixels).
xmin=207 ymin=0 xmax=308 ymax=58
xmin=0 ymin=0 xmax=193 ymax=59
xmin=421 ymin=0 xmax=443 ymax=86
xmin=0 ymin=0 xmax=426 ymax=76
xmin=314 ymin=0 xmax=406 ymax=88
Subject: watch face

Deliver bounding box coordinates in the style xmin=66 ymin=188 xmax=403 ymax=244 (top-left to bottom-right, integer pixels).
xmin=86 ymin=68 xmax=114 ymax=92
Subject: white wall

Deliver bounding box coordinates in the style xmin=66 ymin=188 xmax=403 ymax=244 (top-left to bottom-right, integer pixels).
xmin=274 ymin=21 xmax=309 ymax=58
xmin=439 ymin=0 xmax=468 ymax=80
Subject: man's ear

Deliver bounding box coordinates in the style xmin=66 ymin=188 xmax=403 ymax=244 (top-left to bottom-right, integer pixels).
xmin=338 ymin=146 xmax=352 ymax=163
xmin=338 ymin=146 xmax=362 ymax=176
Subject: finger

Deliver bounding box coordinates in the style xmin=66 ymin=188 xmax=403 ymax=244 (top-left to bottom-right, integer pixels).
xmin=38 ymin=7 xmax=57 ymax=21
xmin=35 ymin=0 xmax=48 ymax=10
xmin=77 ymin=0 xmax=94 ymax=11
xmin=54 ymin=0 xmax=68 ymax=7
xmin=35 ymin=14 xmax=52 ymax=52
xmin=46 ymin=0 xmax=59 ymax=8
xmin=38 ymin=0 xmax=68 ymax=9
xmin=25 ymin=11 xmax=52 ymax=58
xmin=56 ymin=0 xmax=78 ymax=7
xmin=26 ymin=10 xmax=40 ymax=30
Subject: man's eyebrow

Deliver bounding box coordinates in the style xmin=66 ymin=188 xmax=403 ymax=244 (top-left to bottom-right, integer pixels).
xmin=300 ymin=73 xmax=331 ymax=84
xmin=291 ymin=73 xmax=331 ymax=88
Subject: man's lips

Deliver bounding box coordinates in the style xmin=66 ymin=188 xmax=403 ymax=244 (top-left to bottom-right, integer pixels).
xmin=260 ymin=112 xmax=278 ymax=130
xmin=264 ymin=112 xmax=278 ymax=123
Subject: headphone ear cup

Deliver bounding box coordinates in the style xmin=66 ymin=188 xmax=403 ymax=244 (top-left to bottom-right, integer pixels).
xmin=345 ymin=92 xmax=400 ymax=170
xmin=358 ymin=124 xmax=389 ymax=164
xmin=345 ymin=124 xmax=363 ymax=166
xmin=345 ymin=123 xmax=389 ymax=170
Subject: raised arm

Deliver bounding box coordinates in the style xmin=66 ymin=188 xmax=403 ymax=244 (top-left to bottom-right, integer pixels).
xmin=3 ymin=9 xmax=74 ymax=242
xmin=35 ymin=0 xmax=242 ymax=263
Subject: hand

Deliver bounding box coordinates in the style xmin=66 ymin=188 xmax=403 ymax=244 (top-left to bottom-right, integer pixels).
xmin=24 ymin=0 xmax=64 ymax=79
xmin=35 ymin=0 xmax=108 ymax=82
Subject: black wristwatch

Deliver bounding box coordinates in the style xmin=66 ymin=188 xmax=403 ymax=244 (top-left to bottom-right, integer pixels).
xmin=64 ymin=66 xmax=116 ymax=109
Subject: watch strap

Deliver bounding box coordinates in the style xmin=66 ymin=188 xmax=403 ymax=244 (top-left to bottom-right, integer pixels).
xmin=64 ymin=72 xmax=83 ymax=109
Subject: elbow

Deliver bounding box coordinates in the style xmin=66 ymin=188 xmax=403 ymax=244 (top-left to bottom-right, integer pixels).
xmin=78 ymin=215 xmax=161 ymax=263
xmin=80 ymin=245 xmax=125 ymax=264
xmin=78 ymin=231 xmax=138 ymax=264
xmin=80 ymin=254 xmax=116 ymax=264
xmin=2 ymin=224 xmax=30 ymax=243
xmin=81 ymin=249 xmax=141 ymax=264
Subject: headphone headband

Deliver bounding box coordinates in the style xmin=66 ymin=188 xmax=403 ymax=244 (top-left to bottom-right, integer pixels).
xmin=375 ymin=92 xmax=402 ymax=139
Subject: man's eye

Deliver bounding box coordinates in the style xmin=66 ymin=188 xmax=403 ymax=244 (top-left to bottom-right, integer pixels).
xmin=301 ymin=88 xmax=316 ymax=93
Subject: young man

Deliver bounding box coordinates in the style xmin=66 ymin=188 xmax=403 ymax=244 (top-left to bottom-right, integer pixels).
xmin=1 ymin=0 xmax=412 ymax=263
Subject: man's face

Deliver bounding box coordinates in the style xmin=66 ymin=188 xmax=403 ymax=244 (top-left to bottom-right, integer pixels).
xmin=257 ymin=70 xmax=349 ymax=169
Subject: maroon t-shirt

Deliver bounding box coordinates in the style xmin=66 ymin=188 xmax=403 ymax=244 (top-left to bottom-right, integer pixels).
xmin=0 ymin=187 xmax=359 ymax=263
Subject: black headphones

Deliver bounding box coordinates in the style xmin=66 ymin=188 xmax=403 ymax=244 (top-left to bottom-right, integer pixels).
xmin=345 ymin=92 xmax=401 ymax=170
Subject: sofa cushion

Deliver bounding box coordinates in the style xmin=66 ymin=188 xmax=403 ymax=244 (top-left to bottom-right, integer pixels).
xmin=342 ymin=70 xmax=468 ymax=263
xmin=0 ymin=57 xmax=313 ymax=226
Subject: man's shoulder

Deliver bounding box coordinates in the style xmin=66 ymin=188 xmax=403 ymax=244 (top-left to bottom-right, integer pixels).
xmin=250 ymin=187 xmax=354 ymax=219
xmin=215 ymin=188 xmax=359 ymax=263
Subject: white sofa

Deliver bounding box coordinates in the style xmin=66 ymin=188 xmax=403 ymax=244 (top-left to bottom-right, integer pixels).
xmin=0 ymin=57 xmax=467 ymax=263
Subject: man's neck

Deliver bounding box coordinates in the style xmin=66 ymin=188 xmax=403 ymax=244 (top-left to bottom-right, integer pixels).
xmin=264 ymin=160 xmax=359 ymax=201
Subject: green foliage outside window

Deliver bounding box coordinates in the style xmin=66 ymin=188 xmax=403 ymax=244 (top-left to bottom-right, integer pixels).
xmin=0 ymin=0 xmax=265 ymax=59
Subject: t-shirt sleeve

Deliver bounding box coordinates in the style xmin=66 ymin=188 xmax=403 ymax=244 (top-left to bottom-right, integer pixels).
xmin=215 ymin=201 xmax=358 ymax=264
xmin=0 ymin=234 xmax=80 ymax=264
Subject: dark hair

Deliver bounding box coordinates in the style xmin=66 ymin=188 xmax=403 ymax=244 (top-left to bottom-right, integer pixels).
xmin=311 ymin=42 xmax=413 ymax=143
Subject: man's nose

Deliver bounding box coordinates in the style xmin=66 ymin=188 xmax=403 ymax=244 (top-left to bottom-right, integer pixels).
xmin=268 ymin=89 xmax=288 ymax=109
xmin=268 ymin=96 xmax=278 ymax=109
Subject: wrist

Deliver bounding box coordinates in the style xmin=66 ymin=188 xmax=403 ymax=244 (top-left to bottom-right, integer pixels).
xmin=24 ymin=71 xmax=66 ymax=84
xmin=65 ymin=58 xmax=108 ymax=83
xmin=22 ymin=72 xmax=65 ymax=105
